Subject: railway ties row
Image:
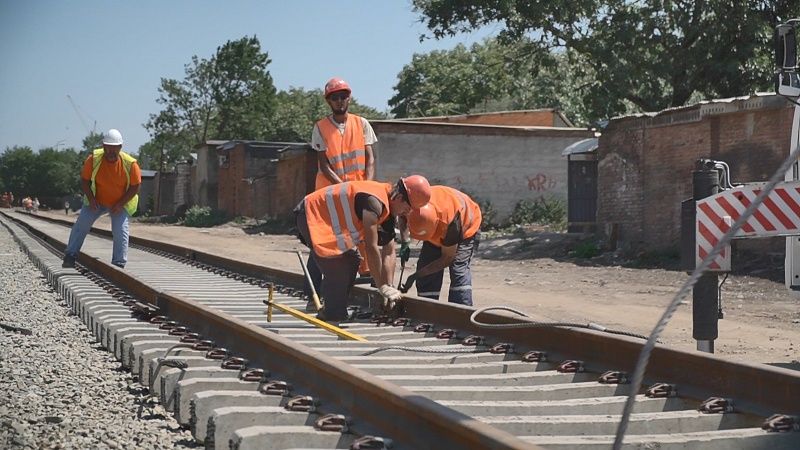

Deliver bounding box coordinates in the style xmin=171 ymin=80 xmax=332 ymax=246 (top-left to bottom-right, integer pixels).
xmin=2 ymin=211 xmax=799 ymax=450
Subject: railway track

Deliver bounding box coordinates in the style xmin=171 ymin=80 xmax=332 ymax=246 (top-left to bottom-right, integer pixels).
xmin=1 ymin=209 xmax=798 ymax=450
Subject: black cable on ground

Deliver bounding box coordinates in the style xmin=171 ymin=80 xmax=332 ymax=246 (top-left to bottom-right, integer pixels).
xmin=469 ymin=306 xmax=650 ymax=340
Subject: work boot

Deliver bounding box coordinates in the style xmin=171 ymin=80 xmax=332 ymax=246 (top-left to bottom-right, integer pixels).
xmin=62 ymin=255 xmax=75 ymax=268
xmin=305 ymin=295 xmax=322 ymax=312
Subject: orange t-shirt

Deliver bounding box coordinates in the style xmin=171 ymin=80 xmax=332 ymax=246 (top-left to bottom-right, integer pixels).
xmin=80 ymin=154 xmax=142 ymax=208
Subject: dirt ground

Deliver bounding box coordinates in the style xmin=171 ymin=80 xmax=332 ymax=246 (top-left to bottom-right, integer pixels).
xmin=40 ymin=210 xmax=800 ymax=368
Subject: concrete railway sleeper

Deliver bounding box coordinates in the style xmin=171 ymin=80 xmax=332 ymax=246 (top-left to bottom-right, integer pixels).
xmin=1 ymin=210 xmax=799 ymax=450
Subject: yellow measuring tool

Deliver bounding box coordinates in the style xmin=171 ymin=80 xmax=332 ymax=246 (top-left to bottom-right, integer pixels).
xmin=265 ymin=283 xmax=367 ymax=342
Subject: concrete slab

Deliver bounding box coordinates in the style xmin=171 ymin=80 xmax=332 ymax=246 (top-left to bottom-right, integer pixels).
xmin=479 ymin=410 xmax=758 ymax=435
xmin=158 ymin=367 xmax=240 ymax=408
xmin=380 ymin=370 xmax=595 ymax=387
xmin=190 ymin=391 xmax=285 ymax=443
xmin=440 ymin=396 xmax=694 ymax=416
xmin=409 ymin=382 xmax=629 ymax=401
xmin=523 ymin=427 xmax=800 ymax=449
xmin=230 ymin=425 xmax=354 ymax=450
xmin=207 ymin=406 xmax=314 ymax=449
xmin=140 ymin=348 xmax=206 ymax=386
xmin=174 ymin=378 xmax=261 ymax=423
xmin=354 ymin=360 xmax=553 ymax=376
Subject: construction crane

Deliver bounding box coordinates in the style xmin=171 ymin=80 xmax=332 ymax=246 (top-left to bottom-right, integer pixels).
xmin=66 ymin=94 xmax=97 ymax=134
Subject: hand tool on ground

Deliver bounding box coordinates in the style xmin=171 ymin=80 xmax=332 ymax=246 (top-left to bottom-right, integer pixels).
xmin=296 ymin=250 xmax=323 ymax=312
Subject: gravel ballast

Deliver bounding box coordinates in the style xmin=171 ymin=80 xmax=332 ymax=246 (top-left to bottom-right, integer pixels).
xmin=0 ymin=225 xmax=196 ymax=449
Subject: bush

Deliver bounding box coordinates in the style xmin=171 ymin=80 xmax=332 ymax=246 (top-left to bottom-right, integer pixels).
xmin=509 ymin=197 xmax=566 ymax=230
xmin=569 ymin=240 xmax=601 ymax=258
xmin=459 ymin=189 xmax=500 ymax=230
xmin=184 ymin=205 xmax=227 ymax=228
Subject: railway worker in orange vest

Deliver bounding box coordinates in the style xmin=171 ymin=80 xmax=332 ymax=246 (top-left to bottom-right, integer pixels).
xmin=308 ymin=77 xmax=379 ymax=287
xmin=62 ymin=129 xmax=141 ymax=269
xmin=295 ymin=175 xmax=431 ymax=322
xmin=402 ymin=186 xmax=482 ymax=306
xmin=311 ymin=77 xmax=376 ymax=190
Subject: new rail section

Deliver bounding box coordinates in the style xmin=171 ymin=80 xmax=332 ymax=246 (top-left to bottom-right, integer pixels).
xmin=1 ymin=210 xmax=798 ymax=450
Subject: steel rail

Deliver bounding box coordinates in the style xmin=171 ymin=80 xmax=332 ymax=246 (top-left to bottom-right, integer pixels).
xmin=5 ymin=210 xmax=800 ymax=447
xmin=1 ymin=210 xmax=535 ymax=450
xmin=9 ymin=210 xmax=800 ymax=415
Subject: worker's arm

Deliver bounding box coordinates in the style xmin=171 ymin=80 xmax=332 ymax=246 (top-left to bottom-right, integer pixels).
xmin=365 ymin=144 xmax=375 ymax=181
xmin=110 ymin=183 xmax=140 ymax=215
xmin=317 ymin=152 xmax=343 ymax=185
xmin=80 ymin=178 xmax=98 ymax=210
xmin=415 ymin=243 xmax=457 ymax=278
xmin=380 ymin=239 xmax=397 ymax=286
xmin=362 ymin=210 xmax=389 ymax=288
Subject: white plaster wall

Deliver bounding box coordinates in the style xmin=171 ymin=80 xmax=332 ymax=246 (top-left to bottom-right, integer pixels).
xmin=375 ymin=132 xmax=587 ymax=221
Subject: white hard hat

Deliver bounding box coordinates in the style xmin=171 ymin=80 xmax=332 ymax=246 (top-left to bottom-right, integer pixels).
xmin=102 ymin=129 xmax=124 ymax=146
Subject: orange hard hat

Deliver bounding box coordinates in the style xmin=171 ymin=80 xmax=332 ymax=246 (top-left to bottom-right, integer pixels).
xmin=324 ymin=77 xmax=351 ymax=97
xmin=408 ymin=203 xmax=438 ymax=240
xmin=400 ymin=175 xmax=431 ymax=209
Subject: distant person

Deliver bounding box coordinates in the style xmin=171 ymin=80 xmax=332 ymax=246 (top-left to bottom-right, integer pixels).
xmin=64 ymin=201 xmax=70 ymax=215
xmin=402 ymin=186 xmax=482 ymax=306
xmin=62 ymin=129 xmax=141 ymax=269
xmin=32 ymin=197 xmax=39 ymax=213
xmin=309 ymin=77 xmax=380 ymax=287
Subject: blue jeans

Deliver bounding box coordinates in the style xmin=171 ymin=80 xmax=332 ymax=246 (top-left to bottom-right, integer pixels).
xmin=415 ymin=232 xmax=480 ymax=306
xmin=65 ymin=205 xmax=130 ymax=267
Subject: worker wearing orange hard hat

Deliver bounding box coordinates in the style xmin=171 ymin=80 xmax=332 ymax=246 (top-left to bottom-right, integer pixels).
xmin=295 ymin=175 xmax=431 ymax=322
xmin=307 ymin=77 xmax=379 ymax=291
xmin=312 ymin=77 xmax=377 ymax=190
xmin=402 ymin=186 xmax=482 ymax=306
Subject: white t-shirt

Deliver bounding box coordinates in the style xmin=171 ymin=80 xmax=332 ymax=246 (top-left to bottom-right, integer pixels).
xmin=311 ymin=115 xmax=378 ymax=153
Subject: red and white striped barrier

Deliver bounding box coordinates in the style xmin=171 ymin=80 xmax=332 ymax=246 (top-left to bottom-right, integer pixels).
xmin=695 ymin=181 xmax=800 ymax=271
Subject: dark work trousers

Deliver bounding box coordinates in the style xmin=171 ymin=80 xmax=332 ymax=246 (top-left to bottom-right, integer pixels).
xmin=415 ymin=232 xmax=480 ymax=306
xmin=295 ymin=206 xmax=361 ymax=321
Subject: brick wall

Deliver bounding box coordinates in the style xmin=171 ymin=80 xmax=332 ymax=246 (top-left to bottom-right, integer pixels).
xmin=372 ymin=121 xmax=594 ymax=221
xmin=598 ymin=97 xmax=793 ymax=252
xmin=216 ymin=142 xmax=314 ymax=219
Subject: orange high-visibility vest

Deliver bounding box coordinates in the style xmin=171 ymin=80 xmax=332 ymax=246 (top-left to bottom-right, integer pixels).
xmin=315 ymin=114 xmax=367 ymax=190
xmin=426 ymin=186 xmax=482 ymax=245
xmin=305 ymin=181 xmax=391 ymax=257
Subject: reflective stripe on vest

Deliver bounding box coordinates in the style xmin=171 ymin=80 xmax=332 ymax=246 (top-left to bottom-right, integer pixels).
xmin=86 ymin=148 xmax=139 ymax=216
xmin=305 ymin=181 xmax=391 ymax=257
xmin=315 ymin=114 xmax=367 ymax=190
xmin=427 ymin=186 xmax=482 ymax=244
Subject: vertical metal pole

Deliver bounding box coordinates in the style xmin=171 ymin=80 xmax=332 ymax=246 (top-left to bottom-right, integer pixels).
xmin=692 ymin=161 xmax=720 ymax=353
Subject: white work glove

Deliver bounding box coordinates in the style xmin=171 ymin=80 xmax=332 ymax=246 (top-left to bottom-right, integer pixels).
xmin=378 ymin=284 xmax=402 ymax=302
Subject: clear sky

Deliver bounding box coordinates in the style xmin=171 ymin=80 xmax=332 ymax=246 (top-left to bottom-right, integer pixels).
xmin=0 ymin=0 xmax=495 ymax=154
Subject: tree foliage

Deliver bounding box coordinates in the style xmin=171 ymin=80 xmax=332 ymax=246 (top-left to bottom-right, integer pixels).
xmin=82 ymin=131 xmax=104 ymax=154
xmin=0 ymin=145 xmax=82 ymax=202
xmin=140 ymin=35 xmax=389 ymax=170
xmin=142 ymin=36 xmax=277 ymax=169
xmin=412 ymin=0 xmax=794 ymax=121
xmin=390 ymin=38 xmax=594 ymax=124
xmin=270 ymin=87 xmax=387 ymax=142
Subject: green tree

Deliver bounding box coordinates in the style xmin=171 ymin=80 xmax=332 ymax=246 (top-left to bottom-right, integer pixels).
xmin=31 ymin=147 xmax=83 ymax=198
xmin=143 ymin=35 xmax=278 ymax=167
xmin=82 ymin=131 xmax=103 ymax=154
xmin=412 ymin=0 xmax=794 ymax=121
xmin=390 ymin=38 xmax=594 ymax=124
xmin=270 ymin=87 xmax=388 ymax=142
xmin=0 ymin=146 xmax=36 ymax=197
xmin=0 ymin=146 xmax=83 ymax=202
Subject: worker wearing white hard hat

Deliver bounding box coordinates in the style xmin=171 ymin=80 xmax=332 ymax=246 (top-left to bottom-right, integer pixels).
xmin=63 ymin=129 xmax=141 ymax=269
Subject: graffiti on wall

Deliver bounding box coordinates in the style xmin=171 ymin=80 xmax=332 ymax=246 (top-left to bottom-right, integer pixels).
xmin=447 ymin=172 xmax=557 ymax=191
xmin=526 ymin=173 xmax=557 ymax=191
